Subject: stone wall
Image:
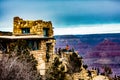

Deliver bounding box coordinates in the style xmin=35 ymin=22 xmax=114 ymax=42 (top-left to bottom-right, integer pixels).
xmin=30 ymin=39 xmax=55 ymax=75
xmin=13 ymin=17 xmax=53 ymax=37
xmin=0 ymin=16 xmax=55 ymax=76
xmin=0 ymin=31 xmax=12 ymax=36
xmin=12 ymin=16 xmax=56 ymax=75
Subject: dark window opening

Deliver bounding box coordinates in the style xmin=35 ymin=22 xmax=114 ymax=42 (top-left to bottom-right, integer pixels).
xmin=46 ymin=43 xmax=51 ymax=62
xmin=28 ymin=40 xmax=39 ymax=50
xmin=43 ymin=28 xmax=49 ymax=37
xmin=46 ymin=43 xmax=51 ymax=52
xmin=0 ymin=42 xmax=7 ymax=53
xmin=22 ymin=28 xmax=30 ymax=34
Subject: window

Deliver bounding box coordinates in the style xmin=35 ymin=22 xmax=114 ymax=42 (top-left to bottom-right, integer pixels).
xmin=22 ymin=28 xmax=30 ymax=34
xmin=43 ymin=28 xmax=49 ymax=37
xmin=46 ymin=43 xmax=51 ymax=52
xmin=28 ymin=40 xmax=39 ymax=50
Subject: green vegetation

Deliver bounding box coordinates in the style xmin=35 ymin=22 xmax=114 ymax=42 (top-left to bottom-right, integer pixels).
xmin=9 ymin=40 xmax=37 ymax=70
xmin=46 ymin=57 xmax=66 ymax=80
xmin=68 ymin=52 xmax=82 ymax=73
xmin=46 ymin=52 xmax=83 ymax=80
xmin=0 ymin=40 xmax=41 ymax=80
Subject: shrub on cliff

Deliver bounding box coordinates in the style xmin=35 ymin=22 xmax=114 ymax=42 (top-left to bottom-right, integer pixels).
xmin=46 ymin=57 xmax=66 ymax=80
xmin=0 ymin=54 xmax=41 ymax=80
xmin=0 ymin=40 xmax=41 ymax=80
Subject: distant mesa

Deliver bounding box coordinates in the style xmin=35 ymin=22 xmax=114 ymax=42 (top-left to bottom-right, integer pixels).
xmin=85 ymin=38 xmax=120 ymax=58
xmin=55 ymin=35 xmax=90 ymax=56
xmin=55 ymin=34 xmax=120 ymax=76
xmin=55 ymin=34 xmax=120 ymax=57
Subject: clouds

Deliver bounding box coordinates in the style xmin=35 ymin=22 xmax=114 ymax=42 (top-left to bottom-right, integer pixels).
xmin=52 ymin=0 xmax=120 ymax=26
xmin=55 ymin=14 xmax=120 ymax=27
xmin=0 ymin=0 xmax=120 ymax=34
xmin=54 ymin=24 xmax=120 ymax=35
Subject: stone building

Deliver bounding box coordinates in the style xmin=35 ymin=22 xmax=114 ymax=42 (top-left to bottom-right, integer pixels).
xmin=0 ymin=17 xmax=55 ymax=75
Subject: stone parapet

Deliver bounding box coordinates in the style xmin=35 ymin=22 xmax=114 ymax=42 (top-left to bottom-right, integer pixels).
xmin=13 ymin=17 xmax=54 ymax=37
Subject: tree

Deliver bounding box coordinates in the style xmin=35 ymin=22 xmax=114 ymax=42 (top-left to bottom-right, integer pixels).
xmin=68 ymin=52 xmax=82 ymax=74
xmin=83 ymin=64 xmax=88 ymax=70
xmin=0 ymin=40 xmax=41 ymax=80
xmin=104 ymin=66 xmax=112 ymax=76
xmin=0 ymin=54 xmax=41 ymax=80
xmin=45 ymin=52 xmax=83 ymax=80
xmin=9 ymin=40 xmax=38 ymax=70
xmin=46 ymin=57 xmax=66 ymax=80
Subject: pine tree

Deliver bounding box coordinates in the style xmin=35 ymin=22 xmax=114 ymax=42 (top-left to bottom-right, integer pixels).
xmin=68 ymin=52 xmax=82 ymax=74
xmin=46 ymin=57 xmax=66 ymax=80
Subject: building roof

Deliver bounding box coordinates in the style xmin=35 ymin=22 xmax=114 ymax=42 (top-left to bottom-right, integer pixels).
xmin=0 ymin=35 xmax=54 ymax=39
xmin=0 ymin=31 xmax=12 ymax=36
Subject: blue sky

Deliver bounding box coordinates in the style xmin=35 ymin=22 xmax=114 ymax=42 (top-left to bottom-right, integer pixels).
xmin=0 ymin=0 xmax=120 ymax=35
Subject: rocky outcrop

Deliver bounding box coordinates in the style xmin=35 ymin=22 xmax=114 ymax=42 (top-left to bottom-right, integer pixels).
xmin=55 ymin=34 xmax=120 ymax=76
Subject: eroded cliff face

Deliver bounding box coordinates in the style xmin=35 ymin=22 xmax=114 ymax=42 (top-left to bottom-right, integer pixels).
xmin=55 ymin=34 xmax=120 ymax=76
